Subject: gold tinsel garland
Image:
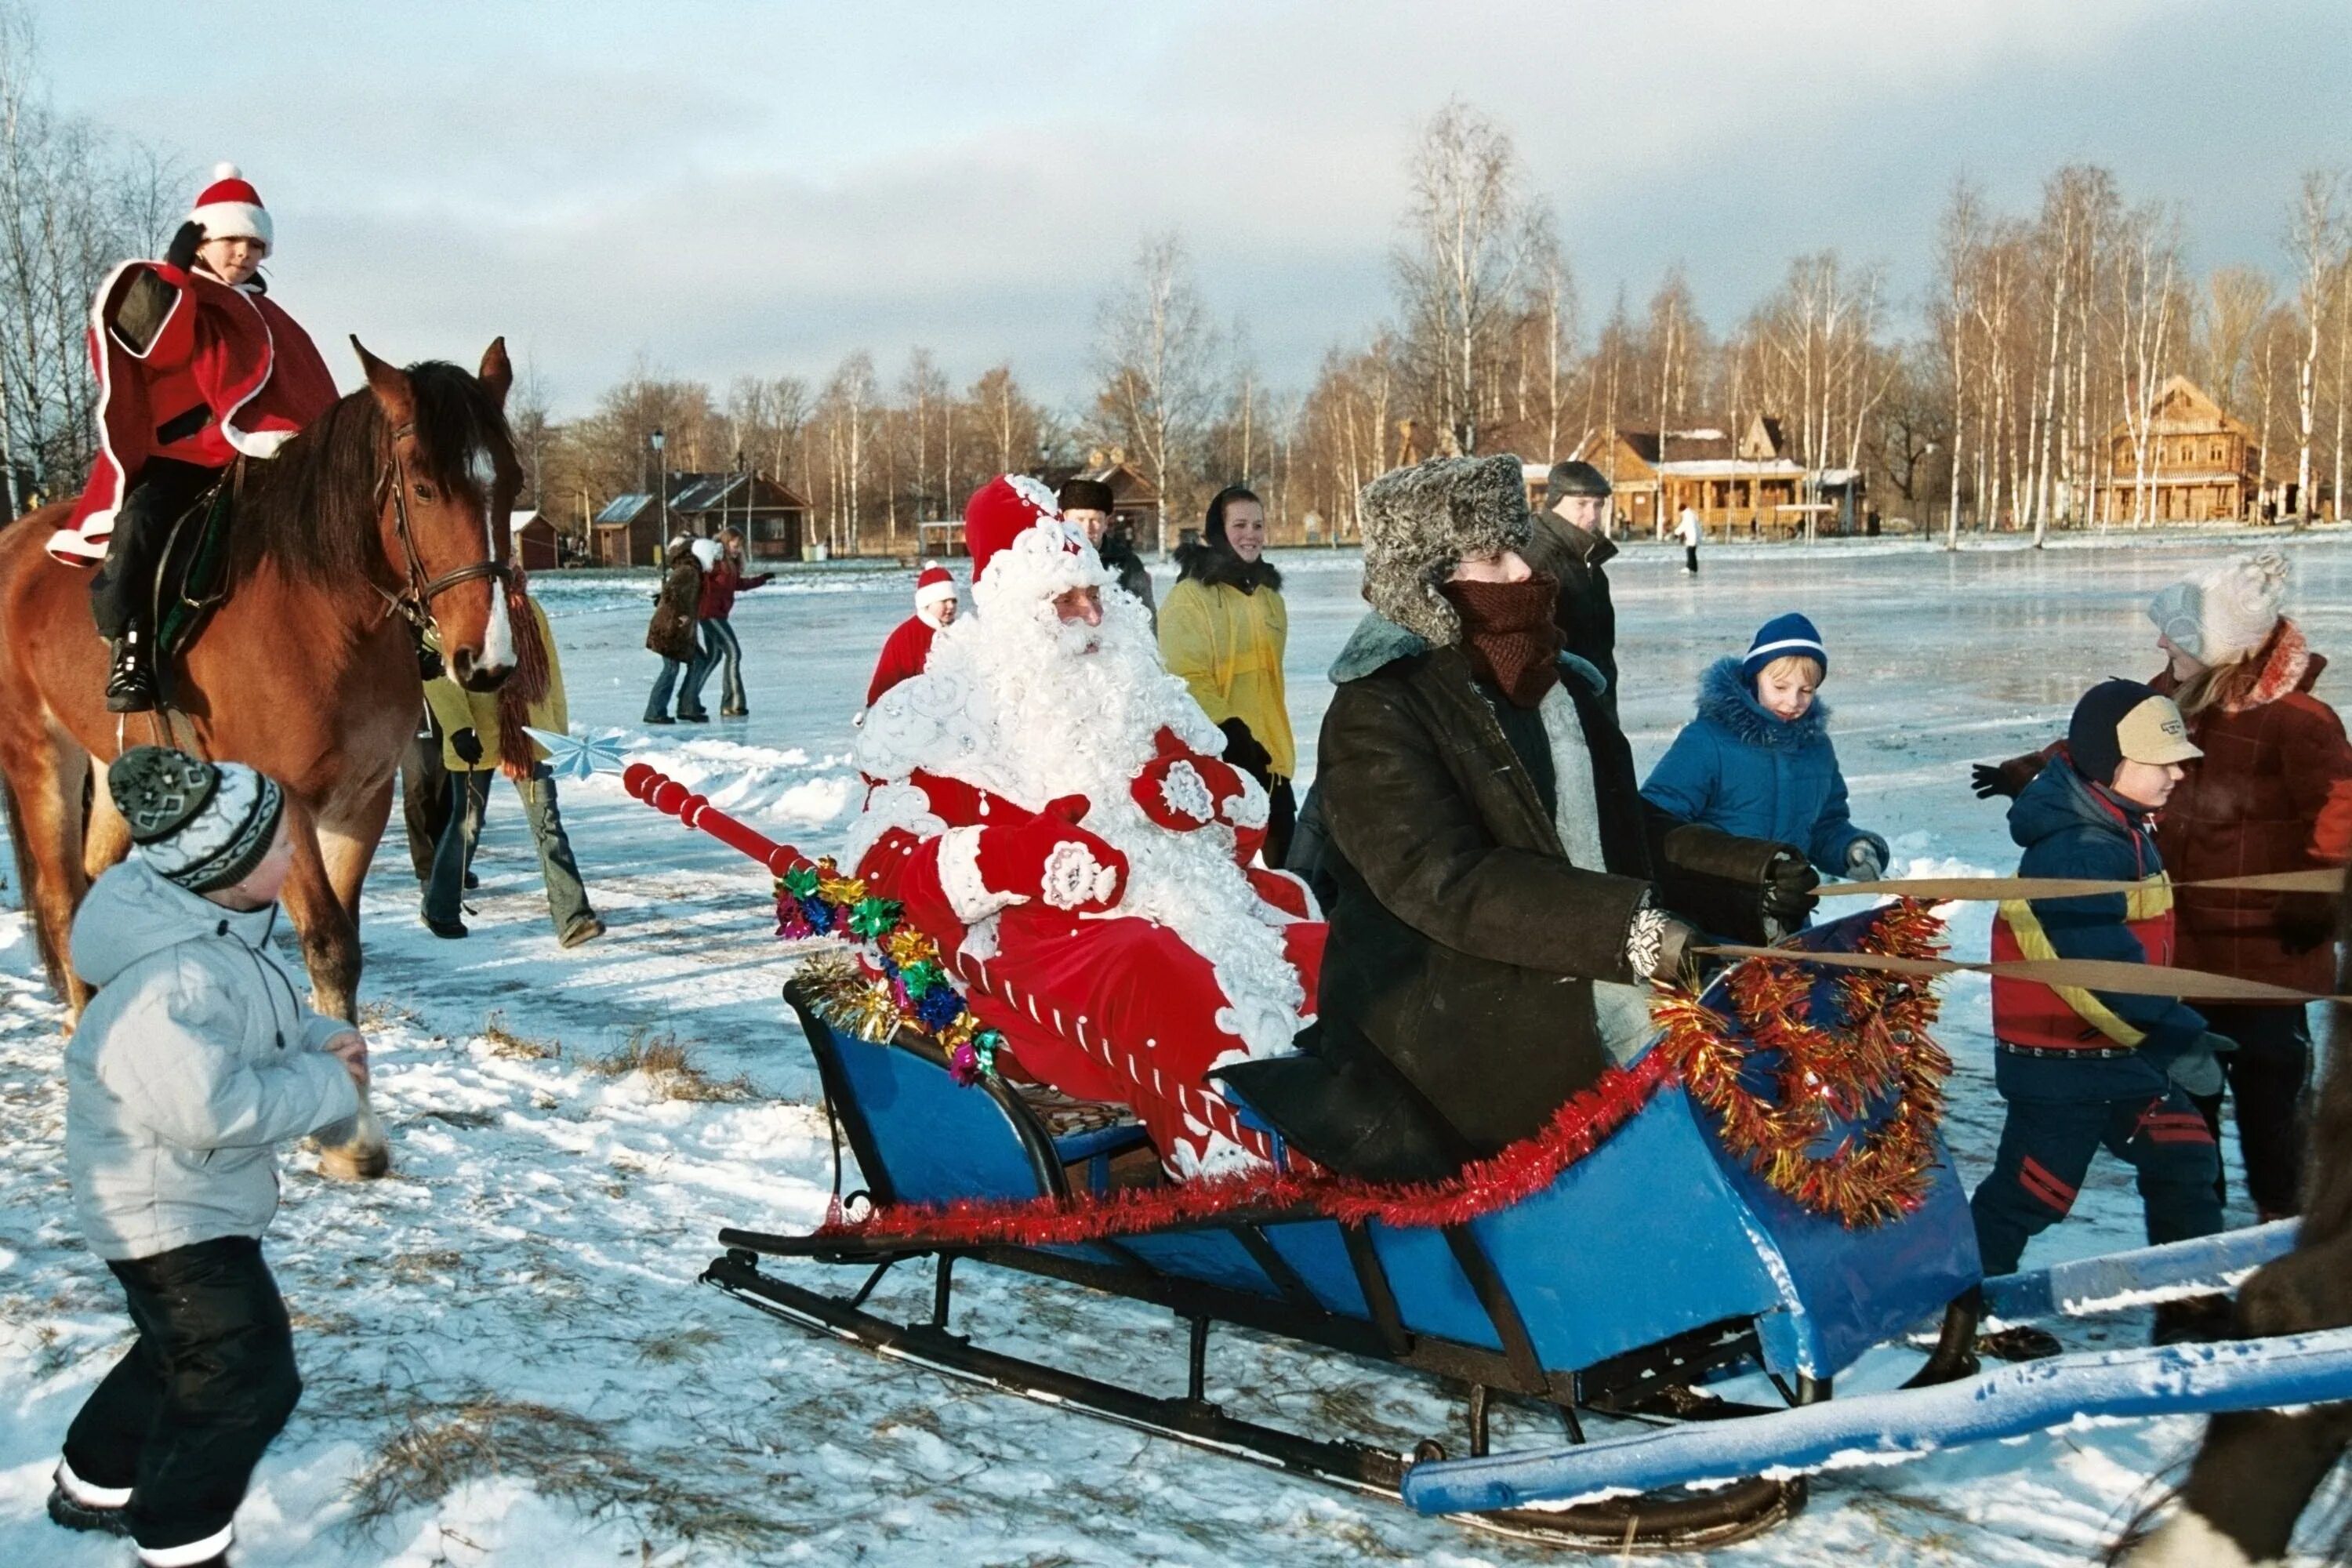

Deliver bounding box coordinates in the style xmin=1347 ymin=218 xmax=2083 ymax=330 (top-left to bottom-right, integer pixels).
xmin=1654 ymin=902 xmax=1953 ymax=1229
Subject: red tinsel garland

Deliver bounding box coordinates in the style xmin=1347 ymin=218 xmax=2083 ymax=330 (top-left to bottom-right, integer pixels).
xmin=1655 ymin=901 xmax=1951 ymax=1229
xmin=815 ymin=1047 xmax=1678 ymax=1248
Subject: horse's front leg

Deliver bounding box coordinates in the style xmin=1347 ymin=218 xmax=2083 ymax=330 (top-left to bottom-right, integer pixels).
xmin=279 ymin=798 xmax=391 ymax=1179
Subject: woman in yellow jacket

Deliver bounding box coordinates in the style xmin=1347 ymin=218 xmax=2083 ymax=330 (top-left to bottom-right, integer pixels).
xmin=420 ymin=588 xmax=603 ymax=946
xmin=1158 ymin=485 xmax=1298 ymax=866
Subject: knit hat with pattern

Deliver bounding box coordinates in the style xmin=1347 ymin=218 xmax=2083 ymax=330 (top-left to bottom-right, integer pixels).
xmin=107 ymin=746 xmax=285 ymax=893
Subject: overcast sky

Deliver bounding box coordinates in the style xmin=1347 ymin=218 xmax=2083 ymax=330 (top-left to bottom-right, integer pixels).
xmin=31 ymin=1 xmax=2350 ymax=418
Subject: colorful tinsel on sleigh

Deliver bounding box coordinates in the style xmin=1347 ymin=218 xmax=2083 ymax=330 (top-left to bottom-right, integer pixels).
xmin=775 ymin=858 xmax=1004 ymax=1084
xmin=1653 ymin=899 xmax=1952 ymax=1229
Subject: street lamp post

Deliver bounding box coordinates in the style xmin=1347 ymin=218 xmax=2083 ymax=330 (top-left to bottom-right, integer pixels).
xmin=650 ymin=427 xmax=667 ymax=566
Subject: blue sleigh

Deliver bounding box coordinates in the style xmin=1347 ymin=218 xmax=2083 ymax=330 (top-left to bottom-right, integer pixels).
xmin=704 ymin=907 xmax=1987 ymax=1550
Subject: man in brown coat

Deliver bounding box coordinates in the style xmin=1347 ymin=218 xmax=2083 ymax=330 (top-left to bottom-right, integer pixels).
xmin=642 ymin=534 xmax=704 ymax=725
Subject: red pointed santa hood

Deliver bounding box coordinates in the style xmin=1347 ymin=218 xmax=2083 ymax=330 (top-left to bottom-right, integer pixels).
xmin=962 ymin=475 xmax=1107 ymax=612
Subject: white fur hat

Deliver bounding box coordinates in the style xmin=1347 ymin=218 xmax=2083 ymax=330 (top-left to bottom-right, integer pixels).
xmin=2198 ymin=546 xmax=2291 ymax=665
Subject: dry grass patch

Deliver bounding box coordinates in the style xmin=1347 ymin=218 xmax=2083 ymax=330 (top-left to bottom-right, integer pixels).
xmin=583 ymin=1027 xmax=753 ymax=1102
xmin=347 ymin=1385 xmax=797 ymax=1549
xmin=481 ymin=1011 xmax=559 ymax=1061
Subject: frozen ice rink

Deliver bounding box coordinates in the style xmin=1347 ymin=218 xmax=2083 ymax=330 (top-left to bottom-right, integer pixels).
xmin=5 ymin=532 xmax=2348 ymax=1565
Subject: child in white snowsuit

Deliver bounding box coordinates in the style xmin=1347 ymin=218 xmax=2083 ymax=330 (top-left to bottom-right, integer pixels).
xmin=49 ymin=748 xmax=368 ymax=1568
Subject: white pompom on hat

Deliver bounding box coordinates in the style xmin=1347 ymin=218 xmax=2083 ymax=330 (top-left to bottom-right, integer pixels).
xmin=188 ymin=162 xmax=272 ymax=251
xmin=2198 ymin=546 xmax=2292 ymax=666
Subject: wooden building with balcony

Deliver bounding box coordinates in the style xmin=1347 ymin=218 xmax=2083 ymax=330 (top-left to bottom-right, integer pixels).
xmin=2092 ymin=376 xmax=2264 ymax=524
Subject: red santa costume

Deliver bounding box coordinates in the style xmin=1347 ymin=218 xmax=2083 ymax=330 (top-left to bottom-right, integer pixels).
xmin=865 ymin=562 xmax=958 ymax=706
xmin=50 ymin=164 xmax=336 ymax=564
xmin=849 ymin=477 xmax=1325 ymax=1178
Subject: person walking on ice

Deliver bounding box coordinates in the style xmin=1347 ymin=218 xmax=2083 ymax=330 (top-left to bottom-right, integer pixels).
xmin=1973 ymin=680 xmax=2233 ymax=1345
xmin=1675 ymin=503 xmax=1702 ymax=575
xmin=48 ymin=748 xmax=372 ymax=1566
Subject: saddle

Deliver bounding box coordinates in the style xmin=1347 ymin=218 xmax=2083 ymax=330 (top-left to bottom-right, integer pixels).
xmin=145 ymin=466 xmax=239 ymax=681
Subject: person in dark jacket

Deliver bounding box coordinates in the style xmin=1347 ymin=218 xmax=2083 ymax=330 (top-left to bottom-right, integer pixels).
xmin=1223 ymin=455 xmax=1809 ymax=1181
xmin=1973 ymin=681 xmax=2228 ymax=1334
xmin=642 ymin=534 xmax=704 ymax=725
xmin=1642 ymin=612 xmax=1890 ymax=902
xmin=1058 ymin=477 xmax=1154 ymax=619
xmin=1970 ymin=549 xmax=2352 ymax=1218
xmin=680 ymin=524 xmax=773 ymax=719
xmin=1520 ymin=458 xmax=1619 ymax=710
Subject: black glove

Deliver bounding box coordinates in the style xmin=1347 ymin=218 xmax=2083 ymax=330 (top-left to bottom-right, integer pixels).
xmin=165 ymin=220 xmax=203 ymax=271
xmin=2276 ymin=892 xmax=2337 ymax=955
xmin=1218 ymin=718 xmax=1274 ymax=783
xmin=415 ymin=639 xmax=445 ymax=681
xmin=1970 ymin=753 xmax=2044 ymax=801
xmin=450 ymin=728 xmax=484 ymax=765
xmin=1650 ymin=914 xmax=1707 ymax=991
xmin=1761 ymin=849 xmax=1821 ymax=935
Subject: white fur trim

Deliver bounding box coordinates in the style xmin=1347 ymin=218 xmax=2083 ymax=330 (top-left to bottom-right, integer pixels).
xmin=54 ymin=1457 xmax=132 ymax=1508
xmin=916 ymin=578 xmax=956 ymax=612
xmin=212 ymin=284 xmax=281 ymax=460
xmin=2125 ymin=1509 xmax=2269 ymax=1568
xmin=188 ymin=198 xmax=271 ymax=249
xmin=935 ymin=825 xmax=1010 ymax=923
xmin=46 ymin=527 xmax=109 ymax=561
xmin=1156 ymin=760 xmax=1215 ymax=826
xmin=140 ymin=1523 xmax=236 ymax=1566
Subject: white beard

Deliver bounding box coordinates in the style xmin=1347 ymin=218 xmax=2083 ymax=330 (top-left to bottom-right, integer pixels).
xmin=853 ymin=581 xmax=1306 ymax=1065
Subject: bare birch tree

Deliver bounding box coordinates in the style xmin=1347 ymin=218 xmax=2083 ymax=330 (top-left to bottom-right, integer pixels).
xmin=1091 ymin=232 xmax=1220 ymax=552
xmin=2286 ymin=169 xmax=2347 ymax=520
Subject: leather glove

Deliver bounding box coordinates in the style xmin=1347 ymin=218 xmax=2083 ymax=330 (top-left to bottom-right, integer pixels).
xmin=1846 ymin=840 xmax=1886 ymax=882
xmin=1760 ymin=848 xmax=1820 ymax=936
xmin=1648 ymin=913 xmax=1707 ymax=991
xmin=450 ymin=728 xmax=484 ymax=766
xmin=975 ymin=795 xmax=1127 ymax=914
xmin=1218 ymin=718 xmax=1274 ymax=783
xmin=1132 ymin=728 xmax=1254 ymax=833
xmin=2276 ymin=891 xmax=2337 ymax=955
xmin=1971 ymin=753 xmax=2045 ymax=801
xmin=2164 ymin=1031 xmax=2235 ymax=1098
xmin=164 ymin=220 xmax=204 ymax=272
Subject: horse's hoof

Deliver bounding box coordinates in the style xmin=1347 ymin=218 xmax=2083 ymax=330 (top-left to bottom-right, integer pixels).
xmin=318 ymin=1143 xmax=392 ymax=1181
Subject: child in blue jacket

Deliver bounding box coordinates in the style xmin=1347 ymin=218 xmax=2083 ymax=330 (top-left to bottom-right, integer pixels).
xmin=1642 ymin=613 xmax=1889 ymax=893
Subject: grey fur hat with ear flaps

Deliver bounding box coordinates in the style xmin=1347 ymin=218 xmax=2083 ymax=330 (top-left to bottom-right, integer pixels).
xmin=1358 ymin=454 xmax=1534 ymax=648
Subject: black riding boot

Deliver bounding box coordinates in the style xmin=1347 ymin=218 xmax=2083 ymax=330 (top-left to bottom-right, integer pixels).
xmin=105 ymin=621 xmax=159 ymax=713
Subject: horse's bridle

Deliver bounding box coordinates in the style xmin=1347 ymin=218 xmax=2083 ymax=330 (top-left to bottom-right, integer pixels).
xmin=372 ymin=419 xmax=510 ymax=632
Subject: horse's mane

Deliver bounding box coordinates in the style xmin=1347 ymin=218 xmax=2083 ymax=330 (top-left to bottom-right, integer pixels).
xmin=232 ymin=361 xmax=515 ymax=586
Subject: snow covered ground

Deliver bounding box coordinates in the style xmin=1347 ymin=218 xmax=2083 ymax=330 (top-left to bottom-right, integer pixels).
xmin=4 ymin=531 xmax=2350 ymax=1566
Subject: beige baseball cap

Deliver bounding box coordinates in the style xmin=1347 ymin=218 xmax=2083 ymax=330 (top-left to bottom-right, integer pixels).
xmin=2117 ymin=693 xmax=2202 ymax=765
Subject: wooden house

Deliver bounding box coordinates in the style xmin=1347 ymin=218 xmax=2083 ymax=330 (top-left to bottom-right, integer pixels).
xmin=590 ymin=492 xmax=664 ymax=568
xmin=2093 ymin=376 xmax=2263 ymax=524
xmin=514 ymin=508 xmax=563 ymax=572
xmin=591 ymin=472 xmax=815 ymax=566
xmin=1569 ymin=414 xmax=1827 ymax=536
xmin=1051 ymin=452 xmax=1162 ymax=543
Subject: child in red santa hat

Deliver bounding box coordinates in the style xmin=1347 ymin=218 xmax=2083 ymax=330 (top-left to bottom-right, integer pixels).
xmin=53 ymin=163 xmax=337 ymax=713
xmin=865 ymin=562 xmax=959 ymax=708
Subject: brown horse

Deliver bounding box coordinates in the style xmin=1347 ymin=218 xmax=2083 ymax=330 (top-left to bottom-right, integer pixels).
xmin=0 ymin=338 xmax=521 ymax=1178
xmin=2122 ymin=899 xmax=2352 ymax=1564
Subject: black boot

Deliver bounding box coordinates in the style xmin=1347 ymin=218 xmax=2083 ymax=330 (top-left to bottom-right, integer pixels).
xmin=105 ymin=623 xmax=158 ymax=713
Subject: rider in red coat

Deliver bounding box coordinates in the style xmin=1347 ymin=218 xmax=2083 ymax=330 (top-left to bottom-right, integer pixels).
xmin=53 ymin=164 xmax=336 ymax=713
xmin=865 ymin=563 xmax=958 ymax=708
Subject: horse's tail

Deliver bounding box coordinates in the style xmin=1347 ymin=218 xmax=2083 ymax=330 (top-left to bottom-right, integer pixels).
xmin=0 ymin=768 xmax=67 ymax=1000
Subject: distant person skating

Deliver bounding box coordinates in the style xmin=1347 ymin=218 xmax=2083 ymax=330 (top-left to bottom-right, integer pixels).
xmin=866 ymin=562 xmax=959 ymax=707
xmin=1522 ymin=459 xmax=1619 ymax=711
xmin=1641 ymin=613 xmax=1883 ymax=927
xmin=642 ymin=534 xmax=706 ymax=725
xmin=48 ymin=749 xmax=370 ymax=1565
xmin=1675 ymin=503 xmax=1702 ymax=575
xmin=1161 ymin=485 xmax=1298 ymax=866
xmin=681 ymin=525 xmax=772 ymax=719
xmin=1058 ymin=477 xmax=1154 ymax=619
xmin=421 ymin=585 xmax=602 ymax=946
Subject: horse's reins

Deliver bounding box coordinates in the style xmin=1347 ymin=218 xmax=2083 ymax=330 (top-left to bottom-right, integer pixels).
xmin=372 ymin=419 xmax=509 ymax=632
xmin=1697 ymin=865 xmax=2352 ymax=1005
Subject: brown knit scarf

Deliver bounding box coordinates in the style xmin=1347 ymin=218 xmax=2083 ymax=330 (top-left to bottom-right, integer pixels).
xmin=495 ymin=562 xmax=554 ymax=781
xmin=1439 ymin=574 xmax=1563 ymax=709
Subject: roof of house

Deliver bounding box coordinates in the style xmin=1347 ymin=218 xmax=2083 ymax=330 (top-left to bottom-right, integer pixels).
xmin=593 ymin=493 xmax=653 ymax=528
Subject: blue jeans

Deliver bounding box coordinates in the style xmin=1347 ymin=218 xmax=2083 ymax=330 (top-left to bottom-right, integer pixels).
xmin=681 ymin=617 xmax=745 ymax=714
xmin=644 ymin=656 xmax=688 ymax=721
xmin=423 ymin=765 xmax=594 ymax=935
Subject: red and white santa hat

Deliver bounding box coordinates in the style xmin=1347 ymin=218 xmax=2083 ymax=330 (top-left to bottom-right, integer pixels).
xmin=914 ymin=561 xmax=956 ymax=613
xmin=189 ymin=162 xmax=272 ymax=252
xmin=961 ymin=474 xmax=1107 ymax=614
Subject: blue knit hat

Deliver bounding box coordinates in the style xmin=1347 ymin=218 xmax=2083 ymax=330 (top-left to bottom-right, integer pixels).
xmin=1741 ymin=613 xmax=1828 ymax=684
